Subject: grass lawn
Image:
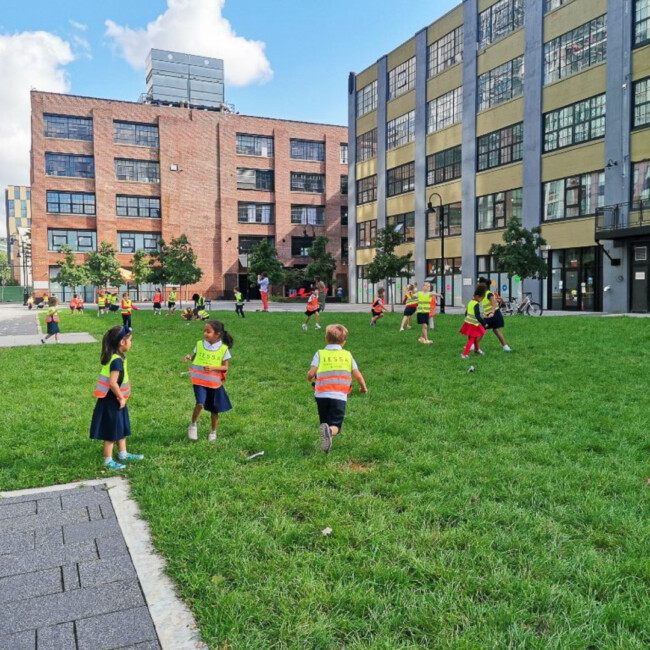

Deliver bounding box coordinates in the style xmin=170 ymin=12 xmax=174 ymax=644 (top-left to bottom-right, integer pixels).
xmin=1 ymin=309 xmax=649 ymax=648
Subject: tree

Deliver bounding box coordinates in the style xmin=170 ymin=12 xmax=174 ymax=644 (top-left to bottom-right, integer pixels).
xmin=246 ymin=238 xmax=285 ymax=287
xmin=131 ymin=250 xmax=152 ymax=298
xmin=366 ymin=226 xmax=413 ymax=310
xmin=304 ymin=236 xmax=336 ymax=287
xmin=85 ymin=241 xmax=123 ymax=291
xmin=283 ymin=266 xmax=304 ymax=294
xmin=54 ymin=245 xmax=89 ymax=294
xmin=149 ymin=235 xmax=202 ymax=305
xmin=488 ymin=217 xmax=548 ymax=294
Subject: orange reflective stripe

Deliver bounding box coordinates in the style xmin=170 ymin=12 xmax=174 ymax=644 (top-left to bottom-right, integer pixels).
xmin=189 ymin=365 xmax=222 ymax=388
xmin=315 ymin=383 xmax=352 ymax=393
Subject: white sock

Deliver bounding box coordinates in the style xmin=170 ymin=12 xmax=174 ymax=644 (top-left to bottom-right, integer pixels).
xmin=104 ymin=457 xmax=113 ymax=465
xmin=118 ymin=451 xmax=128 ymax=459
xmin=211 ymin=430 xmax=217 ymax=436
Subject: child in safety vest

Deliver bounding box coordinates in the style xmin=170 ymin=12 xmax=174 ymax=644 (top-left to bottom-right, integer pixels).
xmin=152 ymin=288 xmax=163 ymax=316
xmin=39 ymin=294 xmax=49 ymax=309
xmin=460 ymin=286 xmax=488 ymax=359
xmin=41 ymin=297 xmax=61 ymax=344
xmin=120 ymin=293 xmax=138 ymax=330
xmin=27 ymin=294 xmax=34 ymax=310
xmin=477 ymin=277 xmax=512 ymax=352
xmin=181 ymin=307 xmax=195 ymax=324
xmin=183 ymin=320 xmax=233 ymax=442
xmin=76 ymin=295 xmax=84 ymax=314
xmin=302 ymin=289 xmax=322 ymax=331
xmin=370 ymin=287 xmax=390 ymax=325
xmin=415 ymin=282 xmax=443 ymax=344
xmin=166 ymin=289 xmax=177 ymax=317
xmin=234 ymin=287 xmax=245 ymax=318
xmin=97 ymin=293 xmax=106 ymax=317
xmin=69 ymin=294 xmax=78 ymax=315
xmin=89 ymin=325 xmax=144 ymax=470
xmin=308 ymin=324 xmax=368 ymax=453
xmin=399 ymin=284 xmax=418 ymax=331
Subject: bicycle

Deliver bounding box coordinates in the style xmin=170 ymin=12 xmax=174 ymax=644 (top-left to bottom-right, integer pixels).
xmin=502 ymin=293 xmax=543 ymax=316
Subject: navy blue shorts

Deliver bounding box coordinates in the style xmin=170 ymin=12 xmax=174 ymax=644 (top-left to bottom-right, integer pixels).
xmin=416 ymin=313 xmax=429 ymax=325
xmin=485 ymin=310 xmax=505 ymax=329
xmin=193 ymin=384 xmax=232 ymax=414
xmin=315 ymin=397 xmax=347 ymax=432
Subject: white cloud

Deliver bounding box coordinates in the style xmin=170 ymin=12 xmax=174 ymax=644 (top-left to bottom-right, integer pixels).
xmin=105 ymin=0 xmax=272 ymax=87
xmin=72 ymin=34 xmax=92 ymax=60
xmin=69 ymin=20 xmax=88 ymax=32
xmin=0 ymin=31 xmax=74 ymax=237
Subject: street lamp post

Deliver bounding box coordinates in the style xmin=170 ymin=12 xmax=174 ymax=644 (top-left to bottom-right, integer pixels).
xmin=426 ymin=192 xmax=445 ymax=313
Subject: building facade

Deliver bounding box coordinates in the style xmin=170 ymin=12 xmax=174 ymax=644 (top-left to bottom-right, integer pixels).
xmin=348 ymin=0 xmax=650 ymax=312
xmin=30 ymin=91 xmax=348 ymax=301
xmin=4 ymin=185 xmax=32 ymax=285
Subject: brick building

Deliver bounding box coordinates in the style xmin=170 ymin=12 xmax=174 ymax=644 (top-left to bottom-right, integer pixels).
xmin=30 ymin=91 xmax=348 ymax=301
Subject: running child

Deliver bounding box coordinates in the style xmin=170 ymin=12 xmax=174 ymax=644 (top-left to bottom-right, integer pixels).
xmin=97 ymin=292 xmax=106 ymax=317
xmin=41 ymin=297 xmax=61 ymax=344
xmin=166 ymin=289 xmax=177 ymax=317
xmin=370 ymin=287 xmax=390 ymax=325
xmin=415 ymin=282 xmax=442 ymax=344
xmin=89 ymin=325 xmax=144 ymax=470
xmin=152 ymin=288 xmax=163 ymax=316
xmin=120 ymin=293 xmax=138 ymax=330
xmin=302 ymin=288 xmax=322 ymax=331
xmin=477 ymin=277 xmax=512 ymax=352
xmin=234 ymin=287 xmax=245 ymax=318
xmin=399 ymin=284 xmax=417 ymax=331
xmin=308 ymin=324 xmax=368 ymax=453
xmin=69 ymin=294 xmax=78 ymax=315
xmin=184 ymin=320 xmax=233 ymax=442
xmin=460 ymin=286 xmax=487 ymax=359
xmin=75 ymin=294 xmax=84 ymax=315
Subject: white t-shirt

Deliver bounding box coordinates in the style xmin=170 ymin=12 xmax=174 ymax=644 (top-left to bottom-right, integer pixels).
xmin=258 ymin=277 xmax=269 ymax=293
xmin=193 ymin=339 xmax=232 ymax=361
xmin=311 ymin=344 xmax=357 ymax=402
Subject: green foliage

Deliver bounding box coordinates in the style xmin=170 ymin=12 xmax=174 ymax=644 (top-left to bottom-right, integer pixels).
xmin=131 ymin=249 xmax=153 ymax=289
xmin=489 ymin=217 xmax=548 ymax=290
xmin=149 ymin=235 xmax=202 ymax=288
xmin=246 ymin=238 xmax=285 ymax=286
xmin=304 ymin=236 xmax=336 ymax=285
xmin=0 ymin=251 xmax=10 ymax=284
xmin=283 ymin=266 xmax=304 ymax=291
xmin=84 ymin=241 xmax=123 ymax=288
xmin=54 ymin=245 xmax=89 ymax=289
xmin=366 ymin=226 xmax=413 ymax=305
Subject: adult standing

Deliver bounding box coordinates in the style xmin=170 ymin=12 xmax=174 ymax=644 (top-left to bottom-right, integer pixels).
xmin=314 ymin=276 xmax=327 ymax=312
xmin=477 ymin=277 xmax=512 ymax=352
xmin=257 ymin=272 xmax=269 ymax=312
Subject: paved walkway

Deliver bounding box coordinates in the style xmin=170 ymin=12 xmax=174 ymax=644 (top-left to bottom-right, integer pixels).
xmin=0 ymin=480 xmax=205 ymax=650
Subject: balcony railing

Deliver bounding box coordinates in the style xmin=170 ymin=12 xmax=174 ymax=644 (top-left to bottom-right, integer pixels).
xmin=595 ymin=200 xmax=650 ymax=239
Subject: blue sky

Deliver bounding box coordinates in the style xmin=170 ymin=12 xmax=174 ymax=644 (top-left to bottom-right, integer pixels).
xmin=0 ymin=0 xmax=458 ymax=236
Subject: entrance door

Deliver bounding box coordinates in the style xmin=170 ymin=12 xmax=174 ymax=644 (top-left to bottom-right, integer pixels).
xmin=564 ymin=267 xmax=579 ymax=310
xmin=630 ymin=243 xmax=649 ymax=312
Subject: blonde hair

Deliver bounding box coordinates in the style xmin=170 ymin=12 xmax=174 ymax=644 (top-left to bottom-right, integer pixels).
xmin=325 ymin=324 xmax=348 ymax=345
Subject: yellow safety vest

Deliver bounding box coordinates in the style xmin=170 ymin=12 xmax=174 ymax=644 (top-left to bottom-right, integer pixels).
xmin=197 ymin=295 xmax=206 ymax=308
xmin=198 ymin=309 xmax=210 ymax=320
xmin=45 ymin=307 xmax=59 ymax=323
xmin=190 ymin=341 xmax=228 ymax=389
xmin=482 ymin=291 xmax=497 ymax=317
xmin=235 ymin=291 xmax=243 ymax=305
xmin=121 ymin=299 xmax=133 ymax=315
xmin=416 ymin=291 xmax=431 ymax=314
xmin=464 ymin=300 xmax=481 ymax=326
xmin=94 ymin=354 xmax=131 ymax=400
xmin=98 ymin=296 xmax=106 ymax=307
xmin=169 ymin=292 xmax=176 ymax=302
xmin=315 ymin=349 xmax=353 ymax=396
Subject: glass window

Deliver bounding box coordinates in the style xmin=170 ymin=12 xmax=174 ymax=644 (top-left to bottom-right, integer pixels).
xmin=427 ymin=87 xmax=463 ymax=133
xmin=634 ymin=77 xmax=650 ymax=129
xmin=239 ymin=236 xmax=275 ymax=253
xmin=632 ymin=160 xmax=650 ymax=205
xmin=479 ymin=0 xmax=524 ymax=49
xmin=387 ymin=162 xmax=415 ymax=197
xmin=428 ymin=26 xmax=463 ymax=77
xmin=26 ymin=189 xmax=31 ymax=200
xmin=46 ymin=191 xmax=96 ymax=215
xmin=357 ymin=175 xmax=377 ymax=205
xmin=291 ymin=205 xmax=325 ymax=226
xmin=387 ymin=212 xmax=415 ymax=242
xmin=20 ymin=201 xmax=27 ymax=218
xmin=115 ymin=159 xmax=160 ymax=183
xmin=237 ymin=168 xmax=274 ymax=191
xmin=114 ymin=121 xmax=159 ymax=147
xmin=387 ymin=111 xmax=415 ymax=150
xmin=45 ymin=153 xmax=95 ymax=178
xmin=47 ymin=229 xmax=97 ymax=252
xmin=116 ymin=196 xmax=161 ymax=218
xmin=544 ymin=0 xmax=570 ymax=11
xmin=634 ymin=0 xmax=650 ymax=46
xmin=341 ymin=207 xmax=348 ymax=226
xmin=118 ymin=232 xmax=160 ymax=253
xmin=543 ymin=171 xmax=605 ymax=220
xmin=342 ymin=237 xmax=349 ymax=264
xmin=477 ymin=188 xmax=522 ymax=230
xmin=427 ymin=145 xmax=462 ymax=185
xmin=341 ymin=175 xmax=348 ymax=195
xmin=478 ymin=56 xmax=524 ymax=111
xmin=290 ymin=139 xmax=325 ymax=161
xmin=14 ymin=187 xmax=20 ymax=199
xmin=291 ymin=236 xmax=314 ymax=257
xmin=544 ymin=15 xmax=607 ymax=85
xmin=290 ymin=172 xmax=325 ymax=193
xmin=477 ymin=122 xmax=523 ymax=171
xmin=543 ymin=94 xmax=606 ymax=152
xmin=356 ymin=220 xmax=377 ymax=248
xmin=236 ymin=133 xmax=274 ymax=157
xmin=388 ymin=57 xmax=416 ymax=100
xmin=7 ymin=200 xmax=15 ymax=217
xmin=237 ymin=203 xmax=274 ymax=224
xmin=356 ymin=129 xmax=377 ymax=161
xmin=340 ymin=144 xmax=348 ymax=164
xmin=44 ymin=114 xmax=93 ymax=140
xmin=357 ymin=80 xmax=378 ymax=116
xmin=427 ymin=202 xmax=462 ymax=238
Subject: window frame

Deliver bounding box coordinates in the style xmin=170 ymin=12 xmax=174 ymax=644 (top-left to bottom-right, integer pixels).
xmin=388 ymin=57 xmax=416 ymax=100
xmin=237 ymin=202 xmax=275 ymax=224
xmin=113 ymin=121 xmax=159 ymax=148
xmin=477 ymin=188 xmax=523 ymax=231
xmin=387 ymin=212 xmax=415 ymax=242
xmin=543 ymin=94 xmax=606 ymax=153
xmin=291 ymin=205 xmax=325 ymax=226
xmin=47 ymin=228 xmax=97 ymax=252
xmin=427 ymin=145 xmax=462 ymax=186
xmin=356 ymin=129 xmax=377 ymax=162
xmin=427 ymin=87 xmax=463 ymax=134
xmin=427 ymin=202 xmax=463 ymax=238
xmin=290 ymin=139 xmax=325 ymax=161
xmin=356 ymin=219 xmax=377 ymax=248
xmin=356 ymin=80 xmax=378 ymax=117
xmin=45 ymin=153 xmax=95 ymax=179
xmin=633 ymin=77 xmax=650 ymax=129
xmin=44 ymin=114 xmax=93 ymax=141
xmin=356 ymin=175 xmax=377 ymax=205
xmin=46 ymin=191 xmax=96 ymax=216
xmin=340 ymin=143 xmax=348 ymax=164
xmin=477 ymin=122 xmax=523 ymax=171
xmin=634 ymin=0 xmax=650 ymax=47
xmin=117 ymin=231 xmax=161 ymax=254
xmin=236 ymin=133 xmax=274 ymax=157
xmin=387 ymin=162 xmax=415 ymax=197
xmin=478 ymin=56 xmax=524 ymax=111
xmin=542 ymin=171 xmax=605 ymax=221
xmin=291 ymin=236 xmax=315 ymax=257
xmin=114 ymin=159 xmax=161 ymax=184
xmin=290 ymin=172 xmax=325 ymax=193
xmin=387 ymin=111 xmax=415 ymax=150
xmin=478 ymin=0 xmax=525 ymax=50
xmin=236 ymin=168 xmax=274 ymax=191
xmin=428 ymin=26 xmax=463 ymax=78
xmin=116 ymin=195 xmax=161 ymax=219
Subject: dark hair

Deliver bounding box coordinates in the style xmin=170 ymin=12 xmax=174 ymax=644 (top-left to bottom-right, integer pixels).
xmin=100 ymin=325 xmax=131 ymax=365
xmin=206 ymin=320 xmax=234 ymax=348
xmin=477 ymin=277 xmax=490 ymax=287
xmin=261 ymin=272 xmax=268 ymax=278
xmin=474 ymin=286 xmax=487 ymax=299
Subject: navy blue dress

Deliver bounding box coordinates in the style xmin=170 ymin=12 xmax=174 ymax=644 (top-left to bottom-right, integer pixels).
xmin=89 ymin=357 xmax=131 ymax=442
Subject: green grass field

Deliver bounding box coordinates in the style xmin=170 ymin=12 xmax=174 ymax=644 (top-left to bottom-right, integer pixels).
xmin=1 ymin=309 xmax=648 ymax=648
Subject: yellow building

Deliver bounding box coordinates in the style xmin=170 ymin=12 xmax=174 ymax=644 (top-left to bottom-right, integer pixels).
xmin=348 ymin=0 xmax=650 ymax=312
xmin=5 ymin=185 xmax=32 ymax=285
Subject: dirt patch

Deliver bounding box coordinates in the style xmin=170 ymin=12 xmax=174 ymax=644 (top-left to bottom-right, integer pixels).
xmin=340 ymin=461 xmax=373 ymax=473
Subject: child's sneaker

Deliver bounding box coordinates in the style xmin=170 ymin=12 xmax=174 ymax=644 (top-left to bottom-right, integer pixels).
xmin=40 ymin=338 xmax=45 ymax=344
xmin=208 ymin=431 xmax=217 ymax=442
xmin=105 ymin=459 xmax=126 ymax=470
xmin=461 ymin=354 xmax=470 ymax=359
xmin=302 ymin=324 xmax=308 ymax=331
xmin=399 ymin=328 xmax=404 ymax=331
xmin=503 ymin=345 xmax=512 ymax=352
xmin=188 ymin=422 xmax=198 ymax=441
xmin=120 ymin=452 xmax=144 ymax=461
xmin=475 ymin=350 xmax=485 ymax=355
xmin=315 ymin=324 xmax=321 ymax=330
xmin=319 ymin=423 xmax=332 ymax=453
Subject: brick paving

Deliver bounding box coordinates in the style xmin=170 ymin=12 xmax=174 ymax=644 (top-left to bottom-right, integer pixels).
xmin=0 ymin=485 xmax=161 ymax=650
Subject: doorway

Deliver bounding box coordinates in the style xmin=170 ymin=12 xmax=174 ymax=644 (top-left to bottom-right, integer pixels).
xmin=548 ymin=247 xmax=601 ymax=312
xmin=630 ymin=242 xmax=650 ymax=312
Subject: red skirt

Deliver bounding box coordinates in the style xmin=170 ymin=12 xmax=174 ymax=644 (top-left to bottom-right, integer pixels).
xmin=459 ymin=322 xmax=486 ymax=337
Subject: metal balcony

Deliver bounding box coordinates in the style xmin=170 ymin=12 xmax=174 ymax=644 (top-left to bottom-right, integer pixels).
xmin=595 ymin=201 xmax=650 ymax=240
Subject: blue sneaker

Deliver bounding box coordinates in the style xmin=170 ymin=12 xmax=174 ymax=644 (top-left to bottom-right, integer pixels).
xmin=105 ymin=459 xmax=126 ymax=470
xmin=120 ymin=452 xmax=144 ymax=461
